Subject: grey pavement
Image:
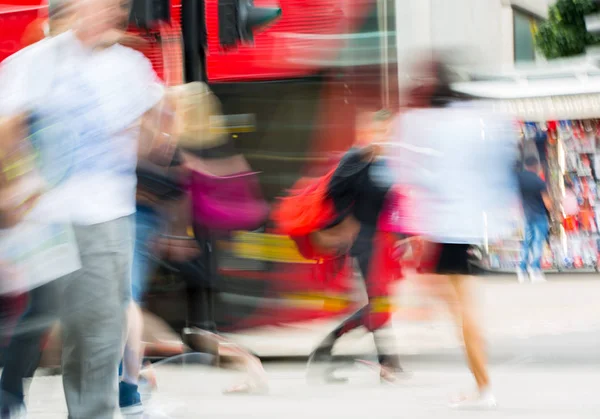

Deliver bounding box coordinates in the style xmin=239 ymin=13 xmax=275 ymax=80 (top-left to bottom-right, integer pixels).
xmin=224 ymin=274 xmax=600 ymax=359
xmin=8 ymin=274 xmax=600 ymax=417
xmin=24 ymin=362 xmax=600 ymax=418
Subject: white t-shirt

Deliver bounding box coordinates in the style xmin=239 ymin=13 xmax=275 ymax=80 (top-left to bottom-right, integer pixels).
xmin=386 ymin=103 xmax=520 ymax=244
xmin=0 ymin=30 xmax=164 ymax=225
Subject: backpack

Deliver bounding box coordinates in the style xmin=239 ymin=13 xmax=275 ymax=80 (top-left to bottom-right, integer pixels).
xmin=271 ymin=168 xmax=338 ymax=238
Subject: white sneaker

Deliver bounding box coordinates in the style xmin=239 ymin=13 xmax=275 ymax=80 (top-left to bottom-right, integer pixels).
xmin=530 ymin=270 xmax=547 ymax=283
xmin=449 ymin=391 xmax=497 ymax=410
xmin=516 ymin=268 xmax=528 ymax=283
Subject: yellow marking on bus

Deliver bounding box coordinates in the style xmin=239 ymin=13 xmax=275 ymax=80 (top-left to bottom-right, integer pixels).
xmin=231 ymin=232 xmax=316 ymax=264
xmin=281 ymin=292 xmax=352 ymax=312
xmin=369 ymin=297 xmax=396 ymax=313
xmin=245 ymin=153 xmax=329 ymax=162
xmin=209 ymin=127 xmax=255 ymax=134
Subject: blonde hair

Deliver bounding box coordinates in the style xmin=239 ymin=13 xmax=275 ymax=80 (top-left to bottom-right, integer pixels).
xmin=169 ymin=82 xmax=228 ymax=150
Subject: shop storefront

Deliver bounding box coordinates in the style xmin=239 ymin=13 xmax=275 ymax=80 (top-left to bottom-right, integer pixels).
xmin=455 ymin=67 xmax=600 ymax=272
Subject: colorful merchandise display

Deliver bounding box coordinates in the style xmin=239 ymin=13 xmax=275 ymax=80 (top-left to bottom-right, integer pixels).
xmin=480 ymin=119 xmax=600 ymax=273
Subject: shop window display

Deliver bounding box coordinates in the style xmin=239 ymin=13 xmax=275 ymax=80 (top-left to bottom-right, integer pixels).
xmin=481 ymin=119 xmax=600 ymax=273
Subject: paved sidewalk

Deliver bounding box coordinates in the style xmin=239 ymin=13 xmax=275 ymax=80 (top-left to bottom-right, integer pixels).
xmin=24 ymin=363 xmax=600 ymax=418
xmin=223 ymin=275 xmax=600 ymax=358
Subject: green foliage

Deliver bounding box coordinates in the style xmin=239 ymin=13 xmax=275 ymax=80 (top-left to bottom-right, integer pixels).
xmin=535 ymin=0 xmax=600 ymax=59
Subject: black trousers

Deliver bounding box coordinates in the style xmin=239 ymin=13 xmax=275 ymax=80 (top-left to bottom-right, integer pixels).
xmin=0 ymin=279 xmax=63 ymax=408
xmin=324 ymin=226 xmax=397 ymax=364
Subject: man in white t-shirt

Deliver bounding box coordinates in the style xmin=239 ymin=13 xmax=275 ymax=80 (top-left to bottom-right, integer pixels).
xmin=0 ymin=0 xmax=170 ymax=417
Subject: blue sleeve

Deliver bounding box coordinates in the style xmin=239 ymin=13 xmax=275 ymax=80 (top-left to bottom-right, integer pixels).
xmin=536 ymin=177 xmax=547 ymax=193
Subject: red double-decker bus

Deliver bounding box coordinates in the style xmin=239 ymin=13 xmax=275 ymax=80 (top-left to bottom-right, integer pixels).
xmin=0 ymin=0 xmax=399 ymax=350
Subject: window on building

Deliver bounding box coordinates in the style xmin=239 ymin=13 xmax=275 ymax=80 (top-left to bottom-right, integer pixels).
xmin=514 ymin=9 xmax=540 ymax=62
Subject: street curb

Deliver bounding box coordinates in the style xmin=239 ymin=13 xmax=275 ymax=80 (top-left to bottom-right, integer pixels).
xmin=259 ymin=351 xmax=600 ymax=365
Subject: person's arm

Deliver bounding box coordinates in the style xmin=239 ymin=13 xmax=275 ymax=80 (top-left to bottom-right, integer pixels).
xmin=0 ymin=56 xmax=28 ymax=139
xmin=138 ymin=93 xmax=177 ymax=166
xmin=537 ymin=177 xmax=552 ymax=213
xmin=128 ymin=51 xmax=178 ymax=166
xmin=0 ymin=55 xmax=35 ymax=177
xmin=541 ymin=191 xmax=552 ymax=213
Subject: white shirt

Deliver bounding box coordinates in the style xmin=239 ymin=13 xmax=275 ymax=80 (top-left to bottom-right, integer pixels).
xmin=386 ymin=103 xmax=520 ymax=244
xmin=0 ymin=30 xmax=164 ymax=225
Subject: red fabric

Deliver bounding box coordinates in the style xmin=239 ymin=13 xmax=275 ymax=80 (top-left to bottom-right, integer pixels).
xmin=271 ymin=168 xmax=338 ymax=237
xmin=362 ymin=231 xmax=405 ymax=331
xmin=290 ymin=234 xmax=319 ymax=260
xmin=414 ymin=242 xmax=443 ymax=274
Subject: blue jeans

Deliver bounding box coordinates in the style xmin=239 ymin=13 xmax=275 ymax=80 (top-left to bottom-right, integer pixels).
xmin=119 ymin=205 xmax=160 ymax=380
xmin=519 ymin=215 xmax=549 ymax=272
xmin=132 ymin=205 xmax=161 ymax=303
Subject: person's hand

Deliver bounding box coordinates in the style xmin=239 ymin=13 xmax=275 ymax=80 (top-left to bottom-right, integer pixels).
xmin=0 ymin=114 xmax=28 ymax=156
xmin=392 ymin=238 xmax=410 ymax=260
xmin=0 ymin=189 xmax=41 ymax=229
xmin=140 ymin=97 xmax=179 ymax=166
xmin=309 ymin=216 xmax=360 ymax=255
xmin=393 ymin=236 xmax=423 ymax=264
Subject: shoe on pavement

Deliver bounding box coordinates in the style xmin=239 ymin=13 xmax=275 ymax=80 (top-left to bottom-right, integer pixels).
xmin=378 ymin=354 xmax=411 ymax=383
xmin=306 ymin=333 xmax=350 ymax=384
xmin=119 ymin=381 xmax=143 ymax=415
xmin=138 ymin=362 xmax=158 ymax=398
xmin=516 ymin=268 xmax=528 ymax=283
xmin=530 ymin=270 xmax=547 ymax=283
xmin=306 ymin=332 xmax=336 ymax=370
xmin=449 ymin=391 xmax=497 ymax=410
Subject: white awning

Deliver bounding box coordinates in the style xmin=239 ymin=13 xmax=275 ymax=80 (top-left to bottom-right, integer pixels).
xmin=482 ymin=94 xmax=600 ymax=121
xmin=452 ymin=67 xmax=600 ymax=121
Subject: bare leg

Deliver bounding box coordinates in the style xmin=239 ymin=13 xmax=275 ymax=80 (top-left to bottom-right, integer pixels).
xmin=122 ymin=301 xmax=144 ymax=385
xmin=446 ymin=275 xmax=489 ymax=391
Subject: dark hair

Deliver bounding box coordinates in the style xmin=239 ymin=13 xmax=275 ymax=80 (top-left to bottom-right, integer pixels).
xmin=524 ymin=156 xmax=539 ymax=167
xmin=428 ymin=50 xmax=473 ymax=108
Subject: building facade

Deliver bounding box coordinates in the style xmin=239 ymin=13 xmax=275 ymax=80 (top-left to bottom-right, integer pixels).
xmin=395 ymin=0 xmax=552 ymax=88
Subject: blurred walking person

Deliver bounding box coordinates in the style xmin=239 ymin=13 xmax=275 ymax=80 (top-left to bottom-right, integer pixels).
xmin=516 ymin=156 xmax=552 ymax=283
xmin=0 ymin=0 xmax=173 ymax=417
xmin=274 ymin=110 xmax=407 ymax=383
xmin=0 ymin=113 xmax=80 ymax=419
xmin=0 ymin=3 xmax=79 ymax=417
xmin=387 ymin=56 xmax=519 ymax=409
xmin=118 ymin=83 xmax=208 ymax=413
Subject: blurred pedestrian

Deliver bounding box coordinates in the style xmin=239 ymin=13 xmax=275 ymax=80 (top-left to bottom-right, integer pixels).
xmin=0 ymin=4 xmax=72 ymax=416
xmin=118 ymin=84 xmax=201 ymax=413
xmin=0 ymin=113 xmax=78 ymax=419
xmin=517 ymin=156 xmax=552 ymax=283
xmin=178 ymin=82 xmax=270 ymax=394
xmin=0 ymin=0 xmax=173 ymax=417
xmin=276 ymin=109 xmax=408 ymax=383
xmin=388 ymin=55 xmax=518 ymax=409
